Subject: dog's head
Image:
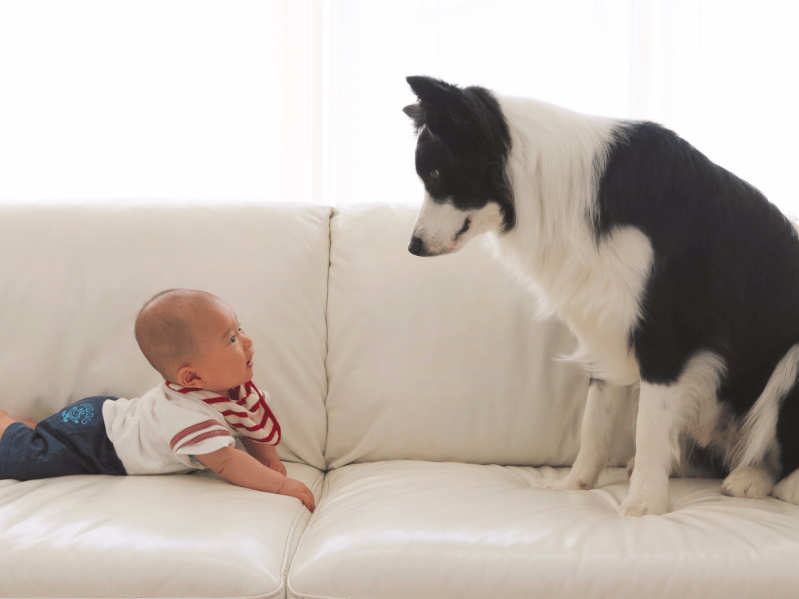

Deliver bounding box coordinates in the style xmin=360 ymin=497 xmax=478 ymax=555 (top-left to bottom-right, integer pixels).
xmin=404 ymin=76 xmax=514 ymax=257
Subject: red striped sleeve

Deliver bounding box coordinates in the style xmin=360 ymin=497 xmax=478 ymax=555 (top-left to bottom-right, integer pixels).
xmin=170 ymin=420 xmax=228 ymax=450
xmin=179 ymin=430 xmax=232 ymax=450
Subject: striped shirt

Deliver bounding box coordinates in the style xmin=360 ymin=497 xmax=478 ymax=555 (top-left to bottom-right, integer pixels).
xmin=102 ymin=380 xmax=280 ymax=475
xmin=166 ymin=381 xmax=281 ymax=445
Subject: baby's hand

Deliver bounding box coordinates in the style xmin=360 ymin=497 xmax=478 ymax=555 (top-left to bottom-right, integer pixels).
xmin=279 ymin=478 xmax=316 ymax=512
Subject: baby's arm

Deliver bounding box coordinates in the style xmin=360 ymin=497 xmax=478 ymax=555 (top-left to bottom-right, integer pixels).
xmin=196 ymin=446 xmax=314 ymax=511
xmin=242 ymin=437 xmax=287 ymax=475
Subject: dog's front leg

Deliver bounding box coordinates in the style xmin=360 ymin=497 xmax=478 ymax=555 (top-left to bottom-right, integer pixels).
xmin=539 ymin=380 xmax=632 ymax=491
xmin=619 ymin=381 xmax=681 ymax=516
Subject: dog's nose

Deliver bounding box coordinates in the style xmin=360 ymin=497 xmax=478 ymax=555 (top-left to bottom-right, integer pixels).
xmin=408 ymin=235 xmax=423 ymax=255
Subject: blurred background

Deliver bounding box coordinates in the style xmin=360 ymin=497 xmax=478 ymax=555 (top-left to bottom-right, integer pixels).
xmin=1 ymin=0 xmax=796 ymax=213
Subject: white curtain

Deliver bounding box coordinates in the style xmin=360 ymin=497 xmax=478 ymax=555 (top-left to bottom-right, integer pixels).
xmin=0 ymin=0 xmax=320 ymax=204
xmin=1 ymin=0 xmax=797 ymax=212
xmin=327 ymin=0 xmax=799 ymax=212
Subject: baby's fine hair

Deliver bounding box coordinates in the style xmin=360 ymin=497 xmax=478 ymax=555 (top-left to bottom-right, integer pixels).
xmin=134 ymin=289 xmax=217 ymax=380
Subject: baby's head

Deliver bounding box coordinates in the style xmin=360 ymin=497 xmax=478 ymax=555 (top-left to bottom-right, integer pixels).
xmin=135 ymin=289 xmax=254 ymax=395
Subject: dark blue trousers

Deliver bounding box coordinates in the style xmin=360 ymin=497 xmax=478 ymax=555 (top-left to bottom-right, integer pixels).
xmin=0 ymin=396 xmax=126 ymax=480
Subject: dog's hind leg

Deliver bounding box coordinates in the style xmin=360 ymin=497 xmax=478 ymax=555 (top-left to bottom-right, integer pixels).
xmin=724 ymin=343 xmax=799 ymax=499
xmin=776 ymin=380 xmax=799 ymax=485
xmin=539 ymin=380 xmax=634 ymax=491
xmin=722 ymin=464 xmax=776 ymax=499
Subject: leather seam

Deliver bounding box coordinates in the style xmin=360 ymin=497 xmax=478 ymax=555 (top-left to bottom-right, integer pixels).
xmin=285 ymin=472 xmax=331 ymax=599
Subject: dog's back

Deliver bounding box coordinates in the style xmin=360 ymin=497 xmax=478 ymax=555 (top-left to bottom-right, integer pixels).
xmin=594 ymin=120 xmax=799 ymax=478
xmin=597 ymin=122 xmax=799 ymax=391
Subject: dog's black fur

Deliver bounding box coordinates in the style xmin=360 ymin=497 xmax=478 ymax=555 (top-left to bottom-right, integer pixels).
xmin=405 ymin=75 xmax=799 ymax=493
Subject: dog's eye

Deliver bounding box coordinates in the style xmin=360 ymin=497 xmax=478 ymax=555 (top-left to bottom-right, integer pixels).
xmin=430 ymin=169 xmax=439 ymax=180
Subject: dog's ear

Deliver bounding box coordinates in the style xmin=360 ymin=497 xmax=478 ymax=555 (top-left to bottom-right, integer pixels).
xmin=403 ymin=103 xmax=424 ymax=132
xmin=405 ymin=75 xmax=468 ymax=141
xmin=406 ymin=76 xmax=458 ymax=104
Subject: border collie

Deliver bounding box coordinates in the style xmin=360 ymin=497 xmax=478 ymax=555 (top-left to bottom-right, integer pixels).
xmin=403 ymin=75 xmax=799 ymax=516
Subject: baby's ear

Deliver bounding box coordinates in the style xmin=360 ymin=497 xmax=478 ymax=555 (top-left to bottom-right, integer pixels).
xmin=177 ymin=365 xmax=202 ymax=388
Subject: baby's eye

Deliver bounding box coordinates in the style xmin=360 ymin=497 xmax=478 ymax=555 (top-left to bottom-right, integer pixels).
xmin=230 ymin=335 xmax=237 ymax=343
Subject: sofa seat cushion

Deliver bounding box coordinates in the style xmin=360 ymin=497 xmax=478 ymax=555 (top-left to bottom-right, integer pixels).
xmin=0 ymin=462 xmax=322 ymax=598
xmin=288 ymin=461 xmax=799 ymax=599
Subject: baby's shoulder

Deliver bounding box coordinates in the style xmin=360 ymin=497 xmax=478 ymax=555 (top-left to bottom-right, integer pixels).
xmin=157 ymin=384 xmax=226 ymax=418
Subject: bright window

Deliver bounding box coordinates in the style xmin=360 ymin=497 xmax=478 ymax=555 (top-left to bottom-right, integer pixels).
xmin=1 ymin=1 xmax=797 ymax=213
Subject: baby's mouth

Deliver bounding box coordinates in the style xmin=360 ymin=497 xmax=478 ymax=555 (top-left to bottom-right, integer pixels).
xmin=246 ymin=359 xmax=253 ymax=367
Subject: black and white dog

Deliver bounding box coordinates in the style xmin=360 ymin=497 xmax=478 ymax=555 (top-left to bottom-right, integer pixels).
xmin=403 ymin=75 xmax=799 ymax=516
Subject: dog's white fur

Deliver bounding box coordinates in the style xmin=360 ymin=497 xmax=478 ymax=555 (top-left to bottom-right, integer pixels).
xmin=411 ymin=96 xmax=799 ymax=515
xmin=413 ymin=98 xmax=651 ymax=384
xmin=738 ymin=344 xmax=799 ymax=468
xmin=620 ymin=351 xmax=727 ymax=515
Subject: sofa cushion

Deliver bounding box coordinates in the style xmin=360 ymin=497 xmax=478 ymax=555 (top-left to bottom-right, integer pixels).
xmin=0 ymin=203 xmax=331 ymax=470
xmin=288 ymin=461 xmax=799 ymax=599
xmin=0 ymin=462 xmax=322 ymax=598
xmin=324 ymin=203 xmax=633 ymax=469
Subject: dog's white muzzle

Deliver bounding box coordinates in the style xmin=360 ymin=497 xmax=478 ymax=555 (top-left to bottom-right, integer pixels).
xmin=409 ymin=193 xmax=502 ymax=257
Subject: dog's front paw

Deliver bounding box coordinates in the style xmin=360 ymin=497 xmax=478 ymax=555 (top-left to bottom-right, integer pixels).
xmin=618 ymin=492 xmax=669 ymax=517
xmin=538 ymin=472 xmax=595 ymax=491
xmin=721 ymin=466 xmax=774 ymax=499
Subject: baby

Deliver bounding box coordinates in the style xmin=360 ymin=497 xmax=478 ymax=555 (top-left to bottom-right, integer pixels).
xmin=0 ymin=289 xmax=315 ymax=512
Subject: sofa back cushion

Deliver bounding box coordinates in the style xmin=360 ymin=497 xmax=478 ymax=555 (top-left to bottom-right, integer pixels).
xmin=0 ymin=204 xmax=331 ymax=470
xmin=324 ymin=203 xmax=634 ymax=469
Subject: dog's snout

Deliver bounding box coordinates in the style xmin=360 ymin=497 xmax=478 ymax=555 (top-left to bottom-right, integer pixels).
xmin=408 ymin=235 xmax=424 ymax=256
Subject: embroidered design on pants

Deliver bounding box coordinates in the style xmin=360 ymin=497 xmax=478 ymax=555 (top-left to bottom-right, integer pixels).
xmin=62 ymin=403 xmax=95 ymax=425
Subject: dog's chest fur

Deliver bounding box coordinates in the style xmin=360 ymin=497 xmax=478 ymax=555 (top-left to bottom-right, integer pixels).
xmin=485 ymin=98 xmax=653 ymax=385
xmin=488 ymin=223 xmax=652 ymax=385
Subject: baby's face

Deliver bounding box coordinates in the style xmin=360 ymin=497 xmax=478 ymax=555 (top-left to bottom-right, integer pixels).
xmin=190 ymin=298 xmax=254 ymax=395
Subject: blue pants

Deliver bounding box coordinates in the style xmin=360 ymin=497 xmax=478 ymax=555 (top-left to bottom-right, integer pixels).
xmin=0 ymin=396 xmax=126 ymax=480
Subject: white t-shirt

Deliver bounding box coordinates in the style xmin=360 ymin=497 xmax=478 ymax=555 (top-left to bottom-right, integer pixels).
xmin=102 ymin=381 xmax=237 ymax=475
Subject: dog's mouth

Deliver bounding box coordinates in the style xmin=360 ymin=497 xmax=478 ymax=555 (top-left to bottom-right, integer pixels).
xmin=408 ymin=216 xmax=472 ymax=257
xmin=455 ymin=216 xmax=472 ymax=238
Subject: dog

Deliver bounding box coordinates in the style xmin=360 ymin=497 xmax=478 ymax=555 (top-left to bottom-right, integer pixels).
xmin=403 ymin=75 xmax=799 ymax=516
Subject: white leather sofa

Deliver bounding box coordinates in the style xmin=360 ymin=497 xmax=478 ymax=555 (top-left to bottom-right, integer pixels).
xmin=2 ymin=202 xmax=799 ymax=599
